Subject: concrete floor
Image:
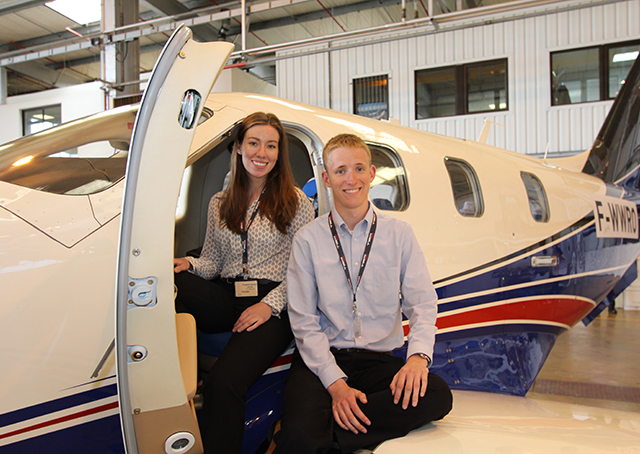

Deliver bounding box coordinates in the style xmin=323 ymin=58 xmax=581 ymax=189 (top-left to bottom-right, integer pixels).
xmin=529 ymin=308 xmax=640 ymax=413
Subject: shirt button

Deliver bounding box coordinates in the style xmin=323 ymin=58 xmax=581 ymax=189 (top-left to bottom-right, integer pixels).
xmin=355 ymin=262 xmax=359 ymax=266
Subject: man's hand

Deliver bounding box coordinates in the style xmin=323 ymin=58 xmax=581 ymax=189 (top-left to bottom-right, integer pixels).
xmin=173 ymin=258 xmax=190 ymax=273
xmin=233 ymin=302 xmax=272 ymax=332
xmin=327 ymin=379 xmax=371 ymax=434
xmin=389 ymin=354 xmax=429 ymax=409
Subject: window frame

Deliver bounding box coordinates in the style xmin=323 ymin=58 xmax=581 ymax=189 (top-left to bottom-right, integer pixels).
xmin=22 ymin=104 xmax=62 ymax=136
xmin=352 ymin=74 xmax=390 ymax=120
xmin=444 ymin=156 xmax=485 ymax=218
xmin=550 ymin=39 xmax=640 ymax=106
xmin=366 ymin=141 xmax=410 ymax=211
xmin=520 ymin=172 xmax=550 ymax=223
xmin=414 ymin=58 xmax=508 ymax=119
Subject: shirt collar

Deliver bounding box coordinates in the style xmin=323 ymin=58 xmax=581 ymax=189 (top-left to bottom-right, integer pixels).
xmin=330 ymin=201 xmax=374 ymax=234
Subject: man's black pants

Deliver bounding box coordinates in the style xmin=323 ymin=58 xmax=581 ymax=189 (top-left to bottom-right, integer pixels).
xmin=273 ymin=348 xmax=453 ymax=454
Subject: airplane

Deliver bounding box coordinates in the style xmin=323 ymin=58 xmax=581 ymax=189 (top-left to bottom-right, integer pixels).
xmin=1 ymin=23 xmax=639 ymax=454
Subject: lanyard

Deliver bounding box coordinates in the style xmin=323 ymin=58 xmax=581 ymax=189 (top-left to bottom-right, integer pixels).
xmin=328 ymin=210 xmax=377 ymax=337
xmin=240 ymin=191 xmax=264 ymax=275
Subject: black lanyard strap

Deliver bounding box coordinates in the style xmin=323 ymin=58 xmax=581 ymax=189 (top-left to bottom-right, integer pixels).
xmin=328 ymin=211 xmax=377 ymax=311
xmin=240 ymin=191 xmax=264 ymax=275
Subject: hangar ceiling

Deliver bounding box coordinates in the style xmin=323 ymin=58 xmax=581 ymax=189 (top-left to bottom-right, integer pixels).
xmin=0 ymin=0 xmax=511 ymax=96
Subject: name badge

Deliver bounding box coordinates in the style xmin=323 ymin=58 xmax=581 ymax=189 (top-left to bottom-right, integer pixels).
xmin=235 ymin=280 xmax=258 ymax=297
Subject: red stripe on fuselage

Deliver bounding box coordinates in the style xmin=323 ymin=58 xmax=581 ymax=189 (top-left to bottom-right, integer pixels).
xmin=270 ymin=353 xmax=293 ymax=368
xmin=435 ymin=298 xmax=594 ymax=331
xmin=0 ymin=401 xmax=119 ymax=440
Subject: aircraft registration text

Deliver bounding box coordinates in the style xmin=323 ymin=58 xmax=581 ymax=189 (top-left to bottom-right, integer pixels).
xmin=594 ymin=198 xmax=639 ymax=240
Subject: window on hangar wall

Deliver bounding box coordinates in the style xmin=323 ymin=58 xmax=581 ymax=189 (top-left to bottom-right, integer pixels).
xmin=22 ymin=104 xmax=61 ymax=136
xmin=551 ymin=40 xmax=640 ymax=106
xmin=415 ymin=59 xmax=508 ymax=119
xmin=353 ymin=75 xmax=389 ymax=120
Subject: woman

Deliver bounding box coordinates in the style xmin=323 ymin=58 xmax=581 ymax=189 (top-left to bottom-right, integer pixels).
xmin=174 ymin=112 xmax=315 ymax=453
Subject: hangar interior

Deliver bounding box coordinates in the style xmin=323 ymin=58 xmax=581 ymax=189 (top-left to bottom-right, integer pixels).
xmin=0 ymin=0 xmax=639 ymax=428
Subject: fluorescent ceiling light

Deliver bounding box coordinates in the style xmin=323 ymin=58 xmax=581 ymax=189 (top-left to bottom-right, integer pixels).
xmin=46 ymin=0 xmax=101 ymax=25
xmin=612 ymin=51 xmax=639 ymax=63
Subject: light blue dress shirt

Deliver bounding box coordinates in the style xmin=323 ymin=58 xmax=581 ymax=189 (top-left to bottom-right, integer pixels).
xmin=287 ymin=204 xmax=438 ymax=389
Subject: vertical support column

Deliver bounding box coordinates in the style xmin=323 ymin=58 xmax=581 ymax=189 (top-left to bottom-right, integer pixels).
xmin=0 ymin=67 xmax=7 ymax=105
xmin=120 ymin=0 xmax=140 ymax=99
xmin=101 ymin=0 xmax=140 ymax=109
xmin=102 ymin=0 xmax=117 ymax=108
xmin=241 ymin=0 xmax=247 ymax=53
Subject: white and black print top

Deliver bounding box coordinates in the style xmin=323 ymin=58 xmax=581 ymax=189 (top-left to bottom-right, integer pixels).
xmin=186 ymin=187 xmax=315 ymax=316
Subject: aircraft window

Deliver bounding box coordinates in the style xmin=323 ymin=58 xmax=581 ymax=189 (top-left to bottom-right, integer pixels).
xmin=198 ymin=107 xmax=213 ymax=125
xmin=521 ymin=172 xmax=550 ymax=222
xmin=368 ymin=143 xmax=409 ymax=211
xmin=444 ymin=157 xmax=484 ymax=217
xmin=0 ymin=141 xmax=127 ymax=195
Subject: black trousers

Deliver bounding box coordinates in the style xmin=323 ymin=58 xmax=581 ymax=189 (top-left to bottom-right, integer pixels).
xmin=273 ymin=348 xmax=453 ymax=454
xmin=174 ymin=271 xmax=294 ymax=454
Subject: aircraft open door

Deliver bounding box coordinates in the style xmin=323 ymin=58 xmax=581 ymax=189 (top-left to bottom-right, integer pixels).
xmin=115 ymin=26 xmax=233 ymax=454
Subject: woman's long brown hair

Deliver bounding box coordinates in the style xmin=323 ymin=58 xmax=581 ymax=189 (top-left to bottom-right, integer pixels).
xmin=219 ymin=112 xmax=299 ymax=235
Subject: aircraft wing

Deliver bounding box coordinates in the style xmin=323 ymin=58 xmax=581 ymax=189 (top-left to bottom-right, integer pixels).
xmin=374 ymin=390 xmax=640 ymax=453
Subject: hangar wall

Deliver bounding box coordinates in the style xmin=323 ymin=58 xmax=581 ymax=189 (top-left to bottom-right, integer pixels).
xmin=0 ymin=81 xmax=104 ymax=145
xmin=0 ymin=68 xmax=275 ymax=146
xmin=276 ymin=0 xmax=640 ymax=156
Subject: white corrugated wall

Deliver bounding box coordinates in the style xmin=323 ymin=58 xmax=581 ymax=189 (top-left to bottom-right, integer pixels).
xmin=276 ymin=0 xmax=640 ymax=155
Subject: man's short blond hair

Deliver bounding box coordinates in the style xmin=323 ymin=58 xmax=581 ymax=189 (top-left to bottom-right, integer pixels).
xmin=322 ymin=133 xmax=372 ymax=170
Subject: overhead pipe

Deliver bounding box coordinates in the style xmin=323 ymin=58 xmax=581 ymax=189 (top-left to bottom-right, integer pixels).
xmin=98 ymin=0 xmax=622 ymax=92
xmin=7 ymin=0 xmax=621 ymax=75
xmin=235 ymin=0 xmax=619 ymax=58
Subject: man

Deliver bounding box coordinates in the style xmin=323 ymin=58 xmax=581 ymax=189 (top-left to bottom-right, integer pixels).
xmin=274 ymin=134 xmax=452 ymax=454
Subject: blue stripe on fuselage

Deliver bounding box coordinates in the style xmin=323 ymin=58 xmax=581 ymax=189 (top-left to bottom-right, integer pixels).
xmin=0 ymin=383 xmax=117 ymax=428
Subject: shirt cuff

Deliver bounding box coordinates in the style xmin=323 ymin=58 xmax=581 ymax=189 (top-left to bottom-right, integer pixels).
xmin=318 ymin=364 xmax=348 ymax=390
xmin=407 ymin=343 xmax=434 ymax=362
xmin=262 ymin=290 xmax=283 ymax=316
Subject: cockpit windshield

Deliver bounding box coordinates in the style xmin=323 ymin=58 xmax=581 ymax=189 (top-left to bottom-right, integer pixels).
xmin=0 ymin=143 xmax=128 ymax=195
xmin=0 ymin=105 xmax=137 ymax=195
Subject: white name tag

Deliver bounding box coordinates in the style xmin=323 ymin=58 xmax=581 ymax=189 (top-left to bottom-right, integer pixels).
xmin=235 ymin=280 xmax=258 ymax=297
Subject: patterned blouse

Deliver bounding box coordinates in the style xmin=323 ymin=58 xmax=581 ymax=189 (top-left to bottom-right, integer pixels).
xmin=186 ymin=187 xmax=315 ymax=316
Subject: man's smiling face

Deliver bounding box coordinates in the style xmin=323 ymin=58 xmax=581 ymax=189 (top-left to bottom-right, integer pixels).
xmin=322 ymin=146 xmax=376 ymax=214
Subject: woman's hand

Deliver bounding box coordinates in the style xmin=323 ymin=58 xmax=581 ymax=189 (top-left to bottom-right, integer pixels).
xmin=233 ymin=302 xmax=272 ymax=332
xmin=173 ymin=258 xmax=191 ymax=273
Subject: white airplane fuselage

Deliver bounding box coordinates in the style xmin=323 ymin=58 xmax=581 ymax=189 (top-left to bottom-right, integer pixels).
xmin=1 ymin=28 xmax=639 ymax=454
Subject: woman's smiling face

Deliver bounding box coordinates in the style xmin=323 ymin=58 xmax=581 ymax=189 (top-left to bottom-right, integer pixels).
xmin=237 ymin=124 xmax=280 ymax=187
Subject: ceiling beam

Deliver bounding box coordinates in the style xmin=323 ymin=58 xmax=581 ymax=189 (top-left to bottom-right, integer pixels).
xmin=227 ymin=0 xmax=402 ymax=35
xmin=141 ymin=0 xmax=222 ymax=42
xmin=0 ymin=24 xmax=101 ymax=54
xmin=0 ymin=0 xmax=48 ymax=16
xmin=38 ymin=0 xmax=401 ymax=70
